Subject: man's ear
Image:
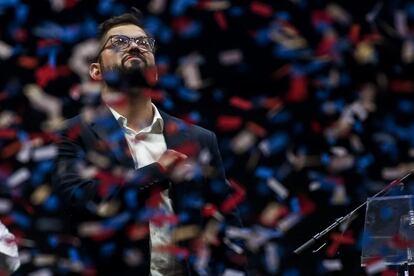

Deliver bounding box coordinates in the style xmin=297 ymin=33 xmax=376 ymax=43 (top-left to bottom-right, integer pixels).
xmin=89 ymin=63 xmax=103 ymax=81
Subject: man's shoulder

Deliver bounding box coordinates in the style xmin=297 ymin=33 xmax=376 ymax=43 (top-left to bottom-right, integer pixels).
xmin=159 ymin=110 xmax=214 ymax=138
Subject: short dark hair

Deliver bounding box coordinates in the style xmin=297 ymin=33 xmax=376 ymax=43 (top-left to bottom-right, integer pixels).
xmin=95 ymin=7 xmax=148 ymax=62
xmin=98 ymin=7 xmax=147 ymax=42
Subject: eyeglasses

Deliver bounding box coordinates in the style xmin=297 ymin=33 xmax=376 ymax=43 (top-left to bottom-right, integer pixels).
xmin=99 ymin=35 xmax=156 ymax=54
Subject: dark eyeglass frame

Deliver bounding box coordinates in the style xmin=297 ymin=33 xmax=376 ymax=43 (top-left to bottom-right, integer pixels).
xmin=98 ymin=34 xmax=156 ymax=54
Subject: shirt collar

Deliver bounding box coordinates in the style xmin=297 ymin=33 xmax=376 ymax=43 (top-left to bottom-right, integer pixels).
xmin=108 ymin=103 xmax=164 ymax=135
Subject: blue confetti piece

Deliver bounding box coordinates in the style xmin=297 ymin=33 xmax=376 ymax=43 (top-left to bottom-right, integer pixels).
xmin=145 ymin=16 xmax=163 ymax=36
xmin=269 ymin=110 xmax=291 ymax=124
xmin=320 ymin=152 xmax=330 ymax=166
xmin=262 ymin=133 xmax=289 ymax=155
xmin=61 ymin=26 xmax=81 ymax=43
xmin=125 ymin=189 xmax=138 ymax=209
xmin=159 ymin=74 xmax=180 ymax=89
xmin=48 ymin=47 xmax=57 ymax=68
xmin=68 ymin=247 xmax=80 ymax=262
xmin=255 ymin=28 xmax=271 ymax=46
xmin=43 ymin=195 xmax=60 ymax=211
xmin=98 ymin=0 xmax=114 ymax=16
xmin=255 ymin=166 xmax=273 ymax=179
xmin=182 ymin=193 xmax=204 ymax=208
xmin=228 ymin=6 xmax=244 ymax=17
xmin=406 ymin=3 xmax=414 ymax=19
xmin=11 ymin=211 xmax=30 ymax=229
xmin=179 ymin=20 xmax=202 ymax=39
xmin=17 ymin=130 xmax=28 ymax=142
xmin=100 ymin=242 xmax=116 ymax=256
xmin=159 ymin=27 xmax=173 ymax=43
xmin=275 ymin=11 xmax=291 ymax=21
xmin=48 ymin=235 xmax=59 ymax=248
xmin=213 ymin=89 xmax=224 ymax=102
xmin=0 ymin=0 xmax=19 ymax=8
xmin=356 ymin=154 xmax=374 ymax=171
xmin=290 ymin=197 xmax=300 ymax=213
xmin=178 ymin=212 xmax=190 ymax=223
xmin=209 ymin=179 xmax=227 ymax=194
xmin=162 ymin=96 xmax=174 ymax=110
xmin=399 ymin=100 xmax=414 ymax=113
xmin=188 ymin=111 xmax=200 ymax=123
xmin=15 ymin=3 xmax=28 ymax=23
xmin=81 ymin=18 xmax=98 ymax=38
xmin=103 ymin=212 xmax=130 ymax=230
xmin=170 ymin=0 xmax=197 ymax=16
xmin=283 ymin=268 xmax=300 ymax=276
xmin=177 ymin=87 xmax=200 ymax=102
xmin=380 ymin=206 xmax=393 ymax=220
xmin=256 ymin=181 xmax=271 ymax=196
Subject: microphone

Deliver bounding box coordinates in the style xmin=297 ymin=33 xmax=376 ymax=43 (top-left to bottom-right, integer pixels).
xmin=294 ymin=171 xmax=413 ymax=255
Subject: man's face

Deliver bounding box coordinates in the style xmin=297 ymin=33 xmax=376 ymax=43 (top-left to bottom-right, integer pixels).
xmin=98 ymin=24 xmax=156 ymax=73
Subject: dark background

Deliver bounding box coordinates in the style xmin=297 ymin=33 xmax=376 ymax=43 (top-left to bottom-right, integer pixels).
xmin=1 ymin=0 xmax=414 ymax=275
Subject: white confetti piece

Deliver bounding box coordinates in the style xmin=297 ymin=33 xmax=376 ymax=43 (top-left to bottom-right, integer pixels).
xmin=219 ymin=49 xmax=243 ymax=65
xmin=267 ymin=178 xmax=289 ymax=199
xmin=7 ymin=168 xmax=30 ymax=188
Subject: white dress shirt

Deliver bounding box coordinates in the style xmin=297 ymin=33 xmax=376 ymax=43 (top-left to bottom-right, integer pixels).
xmin=109 ymin=104 xmax=184 ymax=275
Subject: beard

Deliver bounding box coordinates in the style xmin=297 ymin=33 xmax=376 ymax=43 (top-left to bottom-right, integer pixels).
xmin=101 ymin=59 xmax=152 ymax=93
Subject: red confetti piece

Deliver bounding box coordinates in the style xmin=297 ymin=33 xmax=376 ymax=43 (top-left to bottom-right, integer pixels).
xmin=220 ymin=179 xmax=246 ymax=213
xmin=246 ymin=121 xmax=267 ymax=137
xmin=202 ymin=203 xmax=218 ymax=217
xmin=298 ymin=194 xmax=316 ymax=216
xmin=65 ymin=0 xmax=79 ymax=9
xmin=311 ymin=10 xmax=333 ymax=26
xmin=35 ymin=65 xmax=58 ymax=88
xmin=17 ymin=56 xmax=39 ymax=69
xmin=216 ymin=115 xmax=243 ymax=131
xmin=389 ymin=80 xmax=414 ymax=93
xmin=250 ymin=1 xmax=273 ymax=18
xmin=315 ymin=36 xmax=337 ymax=57
xmin=143 ymin=66 xmax=158 ymax=87
xmin=326 ymin=232 xmax=355 ymax=257
xmin=13 ymin=28 xmax=28 ymax=42
xmin=286 ymin=75 xmax=308 ymax=102
xmin=90 ymin=228 xmax=116 ymax=242
xmin=150 ymin=213 xmax=179 ymax=226
xmin=143 ymin=89 xmax=165 ymax=102
xmin=127 ymin=224 xmax=149 ymax=240
xmin=0 ymin=129 xmax=17 ymax=139
xmin=95 ymin=171 xmax=126 ymax=197
xmin=214 ymin=11 xmax=227 ymax=30
xmin=389 ymin=233 xmax=414 ymax=249
xmin=173 ymin=142 xmax=200 ymax=157
xmin=348 ymin=24 xmax=360 ymax=44
xmin=37 ymin=38 xmax=61 ymax=49
xmin=262 ymin=97 xmax=283 ymax=110
xmin=171 ymin=17 xmax=192 ymax=32
xmin=145 ymin=187 xmax=162 ymax=208
xmin=273 ymin=64 xmax=291 ymax=79
xmin=67 ymin=125 xmax=81 ymax=140
xmin=229 ymin=96 xmax=253 ymax=111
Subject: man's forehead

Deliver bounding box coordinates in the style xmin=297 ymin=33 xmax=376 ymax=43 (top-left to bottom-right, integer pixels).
xmin=104 ymin=24 xmax=147 ymax=39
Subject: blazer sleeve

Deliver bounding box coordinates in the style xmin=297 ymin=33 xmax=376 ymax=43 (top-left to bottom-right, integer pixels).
xmin=52 ymin=124 xmax=168 ymax=211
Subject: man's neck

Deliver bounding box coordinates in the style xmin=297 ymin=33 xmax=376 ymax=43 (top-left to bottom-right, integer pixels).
xmin=102 ymin=87 xmax=154 ymax=132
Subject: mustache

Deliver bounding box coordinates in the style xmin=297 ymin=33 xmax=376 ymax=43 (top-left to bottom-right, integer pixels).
xmin=122 ymin=50 xmax=146 ymax=64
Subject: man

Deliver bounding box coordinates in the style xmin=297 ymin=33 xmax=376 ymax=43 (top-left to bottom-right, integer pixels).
xmin=53 ymin=8 xmax=245 ymax=275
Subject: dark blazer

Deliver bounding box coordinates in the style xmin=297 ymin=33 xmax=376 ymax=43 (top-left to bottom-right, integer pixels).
xmin=53 ymin=105 xmax=244 ymax=275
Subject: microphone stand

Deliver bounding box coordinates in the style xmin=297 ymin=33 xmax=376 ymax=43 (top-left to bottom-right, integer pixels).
xmin=294 ymin=171 xmax=413 ymax=255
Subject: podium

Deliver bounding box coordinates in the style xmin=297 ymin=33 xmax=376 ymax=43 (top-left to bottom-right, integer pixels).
xmin=362 ymin=195 xmax=414 ymax=274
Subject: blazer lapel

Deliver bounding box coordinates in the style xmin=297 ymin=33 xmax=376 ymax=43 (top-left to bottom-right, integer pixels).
xmin=159 ymin=110 xmax=190 ymax=150
xmin=89 ymin=106 xmax=135 ymax=169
